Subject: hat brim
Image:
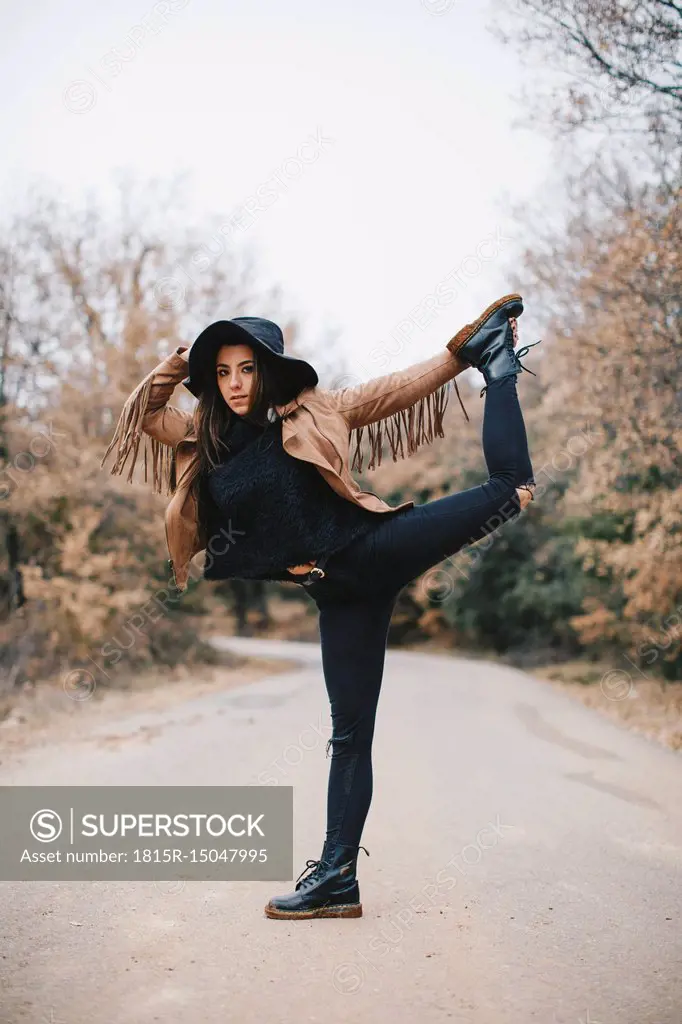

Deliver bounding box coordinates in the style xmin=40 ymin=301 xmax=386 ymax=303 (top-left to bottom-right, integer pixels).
xmin=183 ymin=320 xmax=318 ymax=402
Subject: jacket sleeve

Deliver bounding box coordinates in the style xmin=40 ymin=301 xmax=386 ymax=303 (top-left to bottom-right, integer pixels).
xmin=100 ymin=345 xmax=194 ymax=494
xmin=322 ymin=346 xmax=471 ymax=473
xmin=325 ymin=348 xmax=468 ymax=429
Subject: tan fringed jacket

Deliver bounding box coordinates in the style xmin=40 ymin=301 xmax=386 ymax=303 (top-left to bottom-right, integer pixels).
xmin=101 ymin=341 xmax=470 ymax=592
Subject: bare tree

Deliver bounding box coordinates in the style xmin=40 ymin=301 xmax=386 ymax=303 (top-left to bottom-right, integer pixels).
xmin=492 ymin=0 xmax=682 ymax=161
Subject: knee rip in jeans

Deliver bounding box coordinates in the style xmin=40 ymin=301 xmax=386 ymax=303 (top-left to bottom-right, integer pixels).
xmin=325 ymin=725 xmax=357 ymax=758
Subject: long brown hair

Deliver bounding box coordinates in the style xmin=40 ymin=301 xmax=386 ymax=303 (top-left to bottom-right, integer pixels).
xmin=184 ymin=344 xmax=287 ymax=545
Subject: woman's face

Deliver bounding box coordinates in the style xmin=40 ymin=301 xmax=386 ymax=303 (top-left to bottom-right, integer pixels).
xmin=215 ymin=342 xmax=257 ymax=415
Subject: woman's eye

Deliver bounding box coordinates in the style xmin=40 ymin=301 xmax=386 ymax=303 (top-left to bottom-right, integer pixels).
xmin=218 ymin=366 xmax=253 ymax=376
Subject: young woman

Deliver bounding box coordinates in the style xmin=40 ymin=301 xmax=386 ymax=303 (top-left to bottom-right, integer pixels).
xmin=101 ymin=294 xmax=539 ymax=920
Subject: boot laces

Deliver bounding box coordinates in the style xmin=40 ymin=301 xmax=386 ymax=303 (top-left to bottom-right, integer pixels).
xmin=294 ymin=844 xmax=371 ymax=890
xmin=295 ymin=858 xmax=324 ymax=889
xmin=479 ymin=338 xmax=543 ymax=397
xmin=515 ymin=338 xmax=542 ymax=369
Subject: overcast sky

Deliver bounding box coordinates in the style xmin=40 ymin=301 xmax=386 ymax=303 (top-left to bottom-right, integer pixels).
xmin=1 ymin=0 xmax=553 ymax=384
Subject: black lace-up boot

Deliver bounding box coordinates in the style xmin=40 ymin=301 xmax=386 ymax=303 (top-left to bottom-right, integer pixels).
xmin=264 ymin=839 xmax=370 ymax=919
xmin=448 ymin=294 xmax=542 ymax=396
xmin=448 ymin=293 xmax=523 ymax=356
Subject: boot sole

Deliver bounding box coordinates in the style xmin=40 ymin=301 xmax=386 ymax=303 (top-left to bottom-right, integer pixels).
xmin=264 ymin=901 xmax=363 ymax=919
xmin=447 ymin=293 xmax=523 ymax=356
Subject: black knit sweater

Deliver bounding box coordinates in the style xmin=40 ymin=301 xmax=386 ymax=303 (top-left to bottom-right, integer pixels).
xmin=199 ymin=413 xmax=401 ymax=582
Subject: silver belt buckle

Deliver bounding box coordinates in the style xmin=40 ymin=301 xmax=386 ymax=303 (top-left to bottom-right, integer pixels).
xmin=302 ymin=566 xmax=326 ymax=586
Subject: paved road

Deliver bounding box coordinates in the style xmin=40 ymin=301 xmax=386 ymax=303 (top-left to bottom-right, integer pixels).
xmin=1 ymin=638 xmax=681 ymax=1024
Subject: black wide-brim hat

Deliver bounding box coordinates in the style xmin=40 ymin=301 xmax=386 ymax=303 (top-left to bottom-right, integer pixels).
xmin=183 ymin=316 xmax=318 ymax=404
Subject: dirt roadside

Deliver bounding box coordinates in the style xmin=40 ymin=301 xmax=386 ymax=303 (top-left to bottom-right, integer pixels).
xmin=529 ymin=660 xmax=682 ymax=753
xmin=0 ymin=654 xmax=296 ymax=759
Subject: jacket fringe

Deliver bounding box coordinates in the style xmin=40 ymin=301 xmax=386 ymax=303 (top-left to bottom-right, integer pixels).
xmin=350 ymin=378 xmax=468 ymax=474
xmin=100 ymin=372 xmax=177 ymax=495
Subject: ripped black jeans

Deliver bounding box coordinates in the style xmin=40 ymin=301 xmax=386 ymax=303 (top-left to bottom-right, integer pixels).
xmin=297 ymin=374 xmax=535 ymax=849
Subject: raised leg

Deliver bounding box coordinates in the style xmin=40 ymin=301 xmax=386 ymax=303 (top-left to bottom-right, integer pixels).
xmin=343 ymin=373 xmax=536 ymax=597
